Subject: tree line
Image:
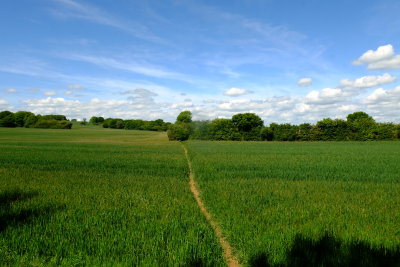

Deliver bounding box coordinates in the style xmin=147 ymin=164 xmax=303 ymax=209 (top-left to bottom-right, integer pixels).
xmin=89 ymin=116 xmax=171 ymax=131
xmin=0 ymin=111 xmax=72 ymax=129
xmin=168 ymin=111 xmax=400 ymax=141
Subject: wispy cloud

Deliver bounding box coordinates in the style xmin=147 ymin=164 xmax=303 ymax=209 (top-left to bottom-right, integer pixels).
xmin=50 ymin=0 xmax=163 ymax=42
xmin=62 ymin=53 xmax=196 ymax=83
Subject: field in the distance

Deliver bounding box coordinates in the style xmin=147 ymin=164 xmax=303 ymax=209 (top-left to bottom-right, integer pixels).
xmin=187 ymin=141 xmax=400 ymax=266
xmin=0 ymin=127 xmax=224 ymax=266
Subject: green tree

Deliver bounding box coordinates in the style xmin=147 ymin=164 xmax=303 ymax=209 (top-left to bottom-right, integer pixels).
xmin=167 ymin=123 xmax=191 ymax=141
xmin=346 ymin=111 xmax=374 ymax=124
xmin=176 ymin=111 xmax=192 ymax=123
xmin=14 ymin=111 xmax=33 ymax=127
xmin=208 ymin=118 xmax=240 ymax=140
xmin=0 ymin=113 xmax=16 ymax=127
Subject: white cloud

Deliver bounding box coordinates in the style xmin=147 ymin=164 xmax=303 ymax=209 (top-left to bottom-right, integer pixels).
xmin=305 ymin=88 xmax=345 ymax=105
xmin=44 ymin=91 xmax=56 ymax=96
xmin=364 ymin=86 xmax=400 ymax=104
xmin=353 ymin=44 xmax=400 ymax=69
xmin=64 ymin=90 xmax=73 ymax=95
xmin=340 ymin=73 xmax=396 ymax=89
xmin=223 ymin=87 xmax=252 ymax=97
xmin=297 ymin=78 xmax=312 ymax=87
xmin=368 ymin=55 xmax=400 ymax=70
xmin=353 ymin=44 xmax=394 ymax=65
xmin=4 ymin=88 xmax=17 ymax=93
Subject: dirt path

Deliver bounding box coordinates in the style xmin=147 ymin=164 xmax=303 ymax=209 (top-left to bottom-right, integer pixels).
xmin=182 ymin=144 xmax=241 ymax=267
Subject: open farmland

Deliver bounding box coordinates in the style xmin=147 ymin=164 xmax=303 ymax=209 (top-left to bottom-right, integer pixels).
xmin=0 ymin=127 xmax=224 ymax=266
xmin=1 ymin=127 xmax=400 ymax=266
xmin=187 ymin=141 xmax=400 ymax=266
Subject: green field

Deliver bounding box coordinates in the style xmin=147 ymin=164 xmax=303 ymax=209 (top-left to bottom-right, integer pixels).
xmin=187 ymin=141 xmax=400 ymax=265
xmin=0 ymin=127 xmax=224 ymax=266
xmin=1 ymin=127 xmax=400 ymax=266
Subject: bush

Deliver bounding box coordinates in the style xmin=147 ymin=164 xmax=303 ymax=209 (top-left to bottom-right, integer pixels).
xmin=167 ymin=123 xmax=192 ymax=141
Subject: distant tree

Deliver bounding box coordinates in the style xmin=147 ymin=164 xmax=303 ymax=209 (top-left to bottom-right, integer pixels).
xmin=269 ymin=123 xmax=299 ymax=141
xmin=0 ymin=111 xmax=13 ymax=120
xmin=298 ymin=123 xmax=313 ymax=141
xmin=208 ymin=118 xmax=240 ymax=140
xmin=167 ymin=122 xmax=191 ymax=141
xmin=24 ymin=114 xmax=38 ymax=128
xmin=346 ymin=111 xmax=374 ymax=124
xmin=231 ymin=113 xmax=264 ymax=140
xmin=191 ymin=121 xmax=211 ymax=140
xmin=316 ymin=118 xmax=349 ymax=141
xmin=0 ymin=112 xmax=16 ymax=127
xmin=80 ymin=118 xmax=87 ymax=125
xmin=260 ymin=127 xmax=274 ymax=141
xmin=176 ymin=111 xmax=192 ymax=123
xmin=14 ymin=111 xmax=33 ymax=127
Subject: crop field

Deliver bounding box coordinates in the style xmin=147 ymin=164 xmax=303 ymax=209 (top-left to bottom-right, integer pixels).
xmin=0 ymin=127 xmax=224 ymax=266
xmin=187 ymin=141 xmax=400 ymax=266
xmin=1 ymin=127 xmax=400 ymax=266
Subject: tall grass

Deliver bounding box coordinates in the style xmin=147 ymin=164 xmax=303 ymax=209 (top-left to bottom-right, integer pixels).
xmin=0 ymin=128 xmax=225 ymax=266
xmin=187 ymin=141 xmax=400 ymax=266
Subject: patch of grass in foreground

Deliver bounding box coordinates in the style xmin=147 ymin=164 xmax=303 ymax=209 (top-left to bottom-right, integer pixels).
xmin=187 ymin=141 xmax=400 ymax=266
xmin=0 ymin=128 xmax=225 ymax=266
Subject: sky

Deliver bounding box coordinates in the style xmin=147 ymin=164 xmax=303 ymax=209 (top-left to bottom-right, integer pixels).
xmin=1 ymin=0 xmax=400 ymax=123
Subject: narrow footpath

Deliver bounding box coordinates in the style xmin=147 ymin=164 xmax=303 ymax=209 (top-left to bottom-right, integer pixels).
xmin=182 ymin=144 xmax=241 ymax=267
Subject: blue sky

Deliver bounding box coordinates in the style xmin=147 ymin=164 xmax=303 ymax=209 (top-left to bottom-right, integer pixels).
xmin=1 ymin=0 xmax=400 ymax=123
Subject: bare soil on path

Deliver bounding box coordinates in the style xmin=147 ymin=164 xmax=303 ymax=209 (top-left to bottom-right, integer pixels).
xmin=182 ymin=144 xmax=241 ymax=267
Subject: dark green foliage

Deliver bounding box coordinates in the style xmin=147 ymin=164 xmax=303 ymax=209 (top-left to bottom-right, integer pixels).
xmin=41 ymin=114 xmax=67 ymax=121
xmin=0 ymin=111 xmax=71 ymax=129
xmin=208 ymin=118 xmax=240 ymax=140
xmin=176 ymin=110 xmax=192 ymax=123
xmin=89 ymin=116 xmax=105 ymax=124
xmin=104 ymin=118 xmax=169 ymax=131
xmin=185 ymin=111 xmax=400 ymax=141
xmin=269 ymin=123 xmax=299 ymax=141
xmin=297 ymin=123 xmax=313 ymax=141
xmin=0 ymin=113 xmax=16 ymax=127
xmin=0 ymin=111 xmax=13 ymax=120
xmin=315 ymin=118 xmax=349 ymax=141
xmin=14 ymin=111 xmax=33 ymax=127
xmin=232 ymin=113 xmax=263 ymax=132
xmin=167 ymin=122 xmax=192 ymax=141
xmin=190 ymin=121 xmax=211 ymax=140
xmin=260 ymin=127 xmax=274 ymax=141
xmin=34 ymin=118 xmax=72 ymax=129
xmin=347 ymin=111 xmax=374 ymax=123
xmin=24 ymin=114 xmax=38 ymax=128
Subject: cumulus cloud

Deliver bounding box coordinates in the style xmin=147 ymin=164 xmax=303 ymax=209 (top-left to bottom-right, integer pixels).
xmin=223 ymin=87 xmax=252 ymax=97
xmin=353 ymin=44 xmax=400 ymax=69
xmin=364 ymin=86 xmax=400 ymax=104
xmin=4 ymin=88 xmax=17 ymax=93
xmin=44 ymin=91 xmax=56 ymax=96
xmin=305 ymin=88 xmax=345 ymax=105
xmin=340 ymin=73 xmax=396 ymax=89
xmin=353 ymin=44 xmax=394 ymax=65
xmin=297 ymin=77 xmax=312 ymax=87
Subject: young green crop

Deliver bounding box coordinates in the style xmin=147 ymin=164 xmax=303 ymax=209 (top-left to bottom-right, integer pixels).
xmin=187 ymin=141 xmax=400 ymax=266
xmin=0 ymin=128 xmax=225 ymax=266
